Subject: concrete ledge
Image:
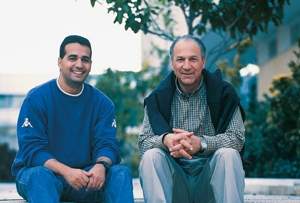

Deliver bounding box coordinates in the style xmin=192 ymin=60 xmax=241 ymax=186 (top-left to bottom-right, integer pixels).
xmin=1 ymin=178 xmax=300 ymax=203
xmin=244 ymin=195 xmax=300 ymax=203
xmin=245 ymin=178 xmax=300 ymax=195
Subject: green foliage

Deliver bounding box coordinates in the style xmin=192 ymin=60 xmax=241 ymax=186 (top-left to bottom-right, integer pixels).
xmin=244 ymin=39 xmax=300 ymax=178
xmin=217 ymin=38 xmax=252 ymax=90
xmin=95 ymin=67 xmax=164 ymax=177
xmin=90 ymin=0 xmax=289 ymax=39
xmin=0 ymin=143 xmax=16 ymax=181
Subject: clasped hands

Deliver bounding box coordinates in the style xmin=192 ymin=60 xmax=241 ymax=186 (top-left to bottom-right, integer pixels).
xmin=64 ymin=163 xmax=106 ymax=191
xmin=163 ymin=128 xmax=202 ymax=159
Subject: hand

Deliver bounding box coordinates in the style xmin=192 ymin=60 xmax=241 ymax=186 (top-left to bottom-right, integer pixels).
xmin=86 ymin=164 xmax=106 ymax=191
xmin=171 ymin=128 xmax=202 ymax=157
xmin=173 ymin=128 xmax=202 ymax=154
xmin=63 ymin=168 xmax=90 ymax=190
xmin=163 ymin=129 xmax=193 ymax=159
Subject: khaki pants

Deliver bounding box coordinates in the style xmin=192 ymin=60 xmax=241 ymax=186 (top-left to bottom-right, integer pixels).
xmin=139 ymin=148 xmax=245 ymax=203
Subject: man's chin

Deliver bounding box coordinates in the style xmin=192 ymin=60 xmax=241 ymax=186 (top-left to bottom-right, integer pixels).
xmin=179 ymin=78 xmax=195 ymax=85
xmin=71 ymin=75 xmax=87 ymax=82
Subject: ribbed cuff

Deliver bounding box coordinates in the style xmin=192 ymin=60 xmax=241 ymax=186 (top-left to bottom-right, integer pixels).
xmin=153 ymin=133 xmax=169 ymax=151
xmin=32 ymin=151 xmax=54 ymax=167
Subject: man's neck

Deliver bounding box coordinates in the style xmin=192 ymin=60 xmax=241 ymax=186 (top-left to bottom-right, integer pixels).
xmin=57 ymin=77 xmax=83 ymax=96
xmin=177 ymin=77 xmax=203 ymax=95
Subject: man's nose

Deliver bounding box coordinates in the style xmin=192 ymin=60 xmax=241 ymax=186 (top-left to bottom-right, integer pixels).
xmin=75 ymin=59 xmax=84 ymax=68
xmin=182 ymin=60 xmax=191 ymax=69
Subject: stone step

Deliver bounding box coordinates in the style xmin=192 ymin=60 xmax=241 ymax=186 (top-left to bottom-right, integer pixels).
xmin=244 ymin=178 xmax=300 ymax=196
xmin=2 ymin=196 xmax=300 ymax=203
xmin=1 ymin=178 xmax=300 ymax=202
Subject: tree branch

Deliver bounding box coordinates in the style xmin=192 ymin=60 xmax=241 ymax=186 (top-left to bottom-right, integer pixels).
xmin=146 ymin=29 xmax=174 ymax=41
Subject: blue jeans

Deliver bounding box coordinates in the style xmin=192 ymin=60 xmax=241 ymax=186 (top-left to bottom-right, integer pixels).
xmin=16 ymin=165 xmax=134 ymax=203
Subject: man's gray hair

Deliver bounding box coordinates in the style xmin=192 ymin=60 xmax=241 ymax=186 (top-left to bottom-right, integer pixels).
xmin=169 ymin=35 xmax=206 ymax=59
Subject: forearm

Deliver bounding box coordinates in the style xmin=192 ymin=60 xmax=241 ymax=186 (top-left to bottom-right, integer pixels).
xmin=138 ymin=107 xmax=169 ymax=155
xmin=204 ymin=107 xmax=245 ymax=152
xmin=204 ymin=131 xmax=244 ymax=152
xmin=94 ymin=103 xmax=120 ymax=164
xmin=138 ymin=133 xmax=167 ymax=155
xmin=44 ymin=158 xmax=71 ymax=177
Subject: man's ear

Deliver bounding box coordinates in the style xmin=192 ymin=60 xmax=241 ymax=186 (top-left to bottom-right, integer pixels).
xmin=202 ymin=57 xmax=206 ymax=68
xmin=58 ymin=57 xmax=62 ymax=70
xmin=170 ymin=57 xmax=174 ymax=68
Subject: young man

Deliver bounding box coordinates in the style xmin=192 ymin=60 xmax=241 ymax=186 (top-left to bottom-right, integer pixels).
xmin=138 ymin=35 xmax=245 ymax=203
xmin=12 ymin=35 xmax=134 ymax=203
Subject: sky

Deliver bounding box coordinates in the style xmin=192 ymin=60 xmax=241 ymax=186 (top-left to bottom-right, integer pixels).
xmin=0 ymin=0 xmax=141 ymax=77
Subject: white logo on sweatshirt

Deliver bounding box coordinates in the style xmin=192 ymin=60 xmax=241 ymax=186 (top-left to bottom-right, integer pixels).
xmin=21 ymin=117 xmax=33 ymax=128
xmin=112 ymin=119 xmax=117 ymax=128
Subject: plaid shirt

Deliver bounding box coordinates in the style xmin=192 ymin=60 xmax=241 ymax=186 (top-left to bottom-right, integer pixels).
xmin=138 ymin=78 xmax=245 ymax=156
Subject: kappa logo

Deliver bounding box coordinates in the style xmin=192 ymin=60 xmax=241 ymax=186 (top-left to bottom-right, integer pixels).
xmin=21 ymin=117 xmax=33 ymax=128
xmin=112 ymin=119 xmax=117 ymax=128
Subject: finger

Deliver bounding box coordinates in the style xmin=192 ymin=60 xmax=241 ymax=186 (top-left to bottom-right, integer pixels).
xmin=83 ymin=170 xmax=93 ymax=177
xmin=86 ymin=177 xmax=94 ymax=190
xmin=173 ymin=132 xmax=193 ymax=141
xmin=93 ymin=176 xmax=103 ymax=189
xmin=81 ymin=174 xmax=90 ymax=186
xmin=170 ymin=151 xmax=179 ymax=158
xmin=98 ymin=176 xmax=105 ymax=189
xmin=179 ymin=149 xmax=192 ymax=159
xmin=180 ymin=139 xmax=193 ymax=151
xmin=173 ymin=128 xmax=189 ymax=133
xmin=73 ymin=183 xmax=81 ymax=191
xmin=170 ymin=143 xmax=183 ymax=152
xmin=170 ymin=152 xmax=178 ymax=158
xmin=173 ymin=129 xmax=194 ymax=138
xmin=98 ymin=178 xmax=105 ymax=190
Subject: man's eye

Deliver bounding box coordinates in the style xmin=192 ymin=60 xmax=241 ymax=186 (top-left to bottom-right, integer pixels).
xmin=176 ymin=58 xmax=184 ymax=62
xmin=68 ymin=56 xmax=77 ymax=61
xmin=81 ymin=57 xmax=91 ymax=63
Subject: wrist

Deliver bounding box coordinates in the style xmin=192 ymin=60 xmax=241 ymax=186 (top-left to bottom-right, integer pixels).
xmin=162 ymin=133 xmax=169 ymax=145
xmin=200 ymin=137 xmax=208 ymax=152
xmin=95 ymin=160 xmax=111 ymax=171
xmin=163 ymin=133 xmax=172 ymax=146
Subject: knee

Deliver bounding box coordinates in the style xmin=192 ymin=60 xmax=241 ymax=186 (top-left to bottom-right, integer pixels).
xmin=139 ymin=148 xmax=168 ymax=176
xmin=141 ymin=148 xmax=166 ymax=164
xmin=215 ymin=148 xmax=239 ymax=158
xmin=110 ymin=165 xmax=131 ymax=177
xmin=213 ymin=148 xmax=242 ymax=165
xmin=23 ymin=166 xmax=57 ymax=186
xmin=108 ymin=165 xmax=132 ymax=183
xmin=30 ymin=166 xmax=55 ymax=179
xmin=106 ymin=165 xmax=133 ymax=193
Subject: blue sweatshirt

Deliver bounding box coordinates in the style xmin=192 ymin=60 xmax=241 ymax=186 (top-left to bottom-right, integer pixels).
xmin=12 ymin=79 xmax=120 ymax=177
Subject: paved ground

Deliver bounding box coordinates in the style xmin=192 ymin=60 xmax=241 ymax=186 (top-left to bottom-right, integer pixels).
xmin=1 ymin=178 xmax=300 ymax=202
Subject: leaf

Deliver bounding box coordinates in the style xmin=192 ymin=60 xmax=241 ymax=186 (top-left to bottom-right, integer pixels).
xmin=90 ymin=0 xmax=97 ymax=7
xmin=114 ymin=12 xmax=124 ymax=24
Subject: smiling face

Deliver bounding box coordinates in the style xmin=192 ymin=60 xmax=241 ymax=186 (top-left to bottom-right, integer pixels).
xmin=171 ymin=39 xmax=205 ymax=93
xmin=58 ymin=43 xmax=92 ymax=93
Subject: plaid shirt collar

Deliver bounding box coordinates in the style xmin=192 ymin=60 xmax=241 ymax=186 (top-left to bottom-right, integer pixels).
xmin=175 ymin=76 xmax=204 ymax=98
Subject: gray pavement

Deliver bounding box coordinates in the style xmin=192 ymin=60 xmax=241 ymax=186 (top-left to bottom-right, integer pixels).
xmin=1 ymin=178 xmax=300 ymax=202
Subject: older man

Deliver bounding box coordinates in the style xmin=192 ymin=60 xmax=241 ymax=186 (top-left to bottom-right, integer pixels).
xmin=138 ymin=35 xmax=245 ymax=203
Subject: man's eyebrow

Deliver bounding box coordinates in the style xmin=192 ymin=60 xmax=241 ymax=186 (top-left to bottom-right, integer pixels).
xmin=81 ymin=55 xmax=91 ymax=59
xmin=67 ymin=54 xmax=78 ymax=57
xmin=67 ymin=54 xmax=90 ymax=58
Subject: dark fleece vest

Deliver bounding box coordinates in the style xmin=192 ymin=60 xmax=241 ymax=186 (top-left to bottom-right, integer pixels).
xmin=144 ymin=69 xmax=245 ymax=135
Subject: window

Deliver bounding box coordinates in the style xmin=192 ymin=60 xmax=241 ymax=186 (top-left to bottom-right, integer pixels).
xmin=0 ymin=95 xmax=24 ymax=108
xmin=268 ymin=38 xmax=277 ymax=58
xmin=290 ymin=21 xmax=300 ymax=45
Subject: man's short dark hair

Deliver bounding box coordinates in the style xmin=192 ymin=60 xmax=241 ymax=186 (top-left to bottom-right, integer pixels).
xmin=169 ymin=35 xmax=206 ymax=59
xmin=59 ymin=35 xmax=92 ymax=58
